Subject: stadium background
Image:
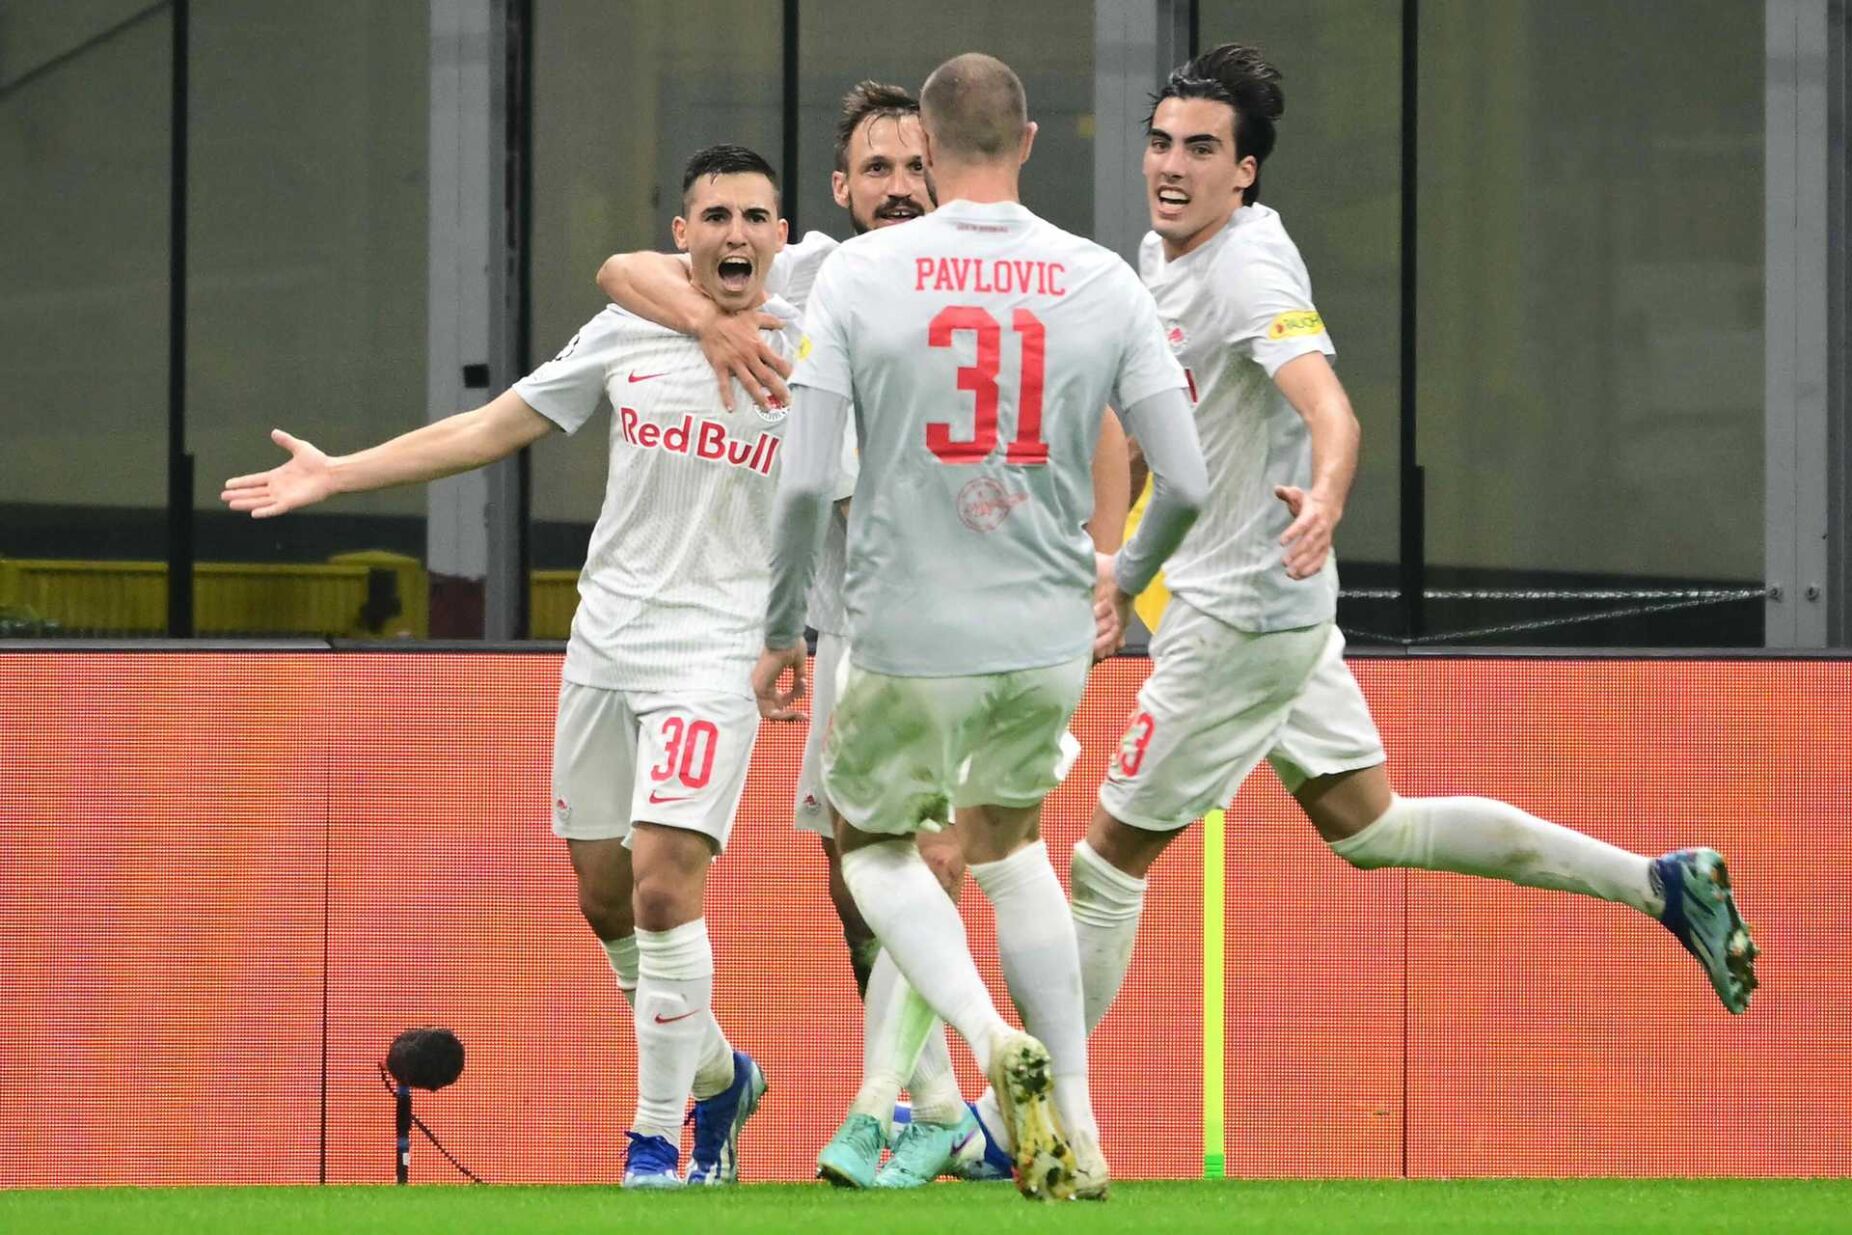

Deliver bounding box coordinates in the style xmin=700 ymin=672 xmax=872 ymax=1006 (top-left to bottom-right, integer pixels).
xmin=2 ymin=0 xmax=1849 ymax=1195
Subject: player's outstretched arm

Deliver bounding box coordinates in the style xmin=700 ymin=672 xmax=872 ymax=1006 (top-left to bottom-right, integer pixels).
xmin=595 ymin=249 xmax=789 ymax=412
xmin=1270 ymin=352 xmax=1360 ymax=580
xmin=219 ymin=389 xmax=555 ymax=518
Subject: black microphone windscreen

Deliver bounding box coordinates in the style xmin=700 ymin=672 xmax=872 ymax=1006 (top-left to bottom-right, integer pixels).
xmin=386 ymin=1027 xmax=466 ymax=1090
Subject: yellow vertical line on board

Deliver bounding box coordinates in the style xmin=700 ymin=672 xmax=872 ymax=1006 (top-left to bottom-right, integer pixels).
xmin=1202 ymin=807 xmax=1226 ymax=1179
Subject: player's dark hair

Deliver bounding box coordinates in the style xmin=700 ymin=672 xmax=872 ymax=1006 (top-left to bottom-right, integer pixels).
xmin=834 ymin=81 xmax=920 ymax=172
xmin=1149 ymin=43 xmax=1284 ymax=205
xmin=920 ymin=52 xmax=1027 ymax=162
xmin=680 ymin=144 xmax=780 ymax=207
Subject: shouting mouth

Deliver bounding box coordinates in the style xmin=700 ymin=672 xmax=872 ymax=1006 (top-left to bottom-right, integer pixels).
xmin=717 ymin=254 xmax=754 ymax=292
xmin=1153 ymin=184 xmax=1191 ymax=222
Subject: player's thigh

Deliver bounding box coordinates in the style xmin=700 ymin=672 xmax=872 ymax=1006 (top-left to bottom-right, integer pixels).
xmin=794 ymin=630 xmax=850 ymax=837
xmin=627 ymin=690 xmax=760 ymax=855
xmin=551 ymin=680 xmax=640 ymax=843
xmin=1098 ymin=604 xmax=1328 ymax=832
xmin=1265 ymin=626 xmax=1387 ymax=798
xmin=822 ymin=662 xmax=974 ymax=836
xmin=955 ymin=655 xmax=1091 ymax=811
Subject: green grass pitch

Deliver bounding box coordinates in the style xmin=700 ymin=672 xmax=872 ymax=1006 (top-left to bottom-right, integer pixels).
xmin=3 ymin=1180 xmax=1849 ymax=1235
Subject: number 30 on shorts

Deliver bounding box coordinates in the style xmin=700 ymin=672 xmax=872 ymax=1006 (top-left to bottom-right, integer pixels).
xmin=651 ymin=716 xmax=718 ymax=790
xmin=1114 ymin=710 xmax=1156 ymax=778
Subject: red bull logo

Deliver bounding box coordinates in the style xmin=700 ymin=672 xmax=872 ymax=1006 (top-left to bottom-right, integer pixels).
xmin=617 ymin=408 xmax=781 ymax=475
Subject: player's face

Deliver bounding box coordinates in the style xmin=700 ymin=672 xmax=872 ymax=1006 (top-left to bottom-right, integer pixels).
xmin=674 ymin=172 xmax=789 ymax=311
xmin=1144 ymin=96 xmax=1256 ymax=257
xmin=832 ymin=113 xmax=933 ymax=235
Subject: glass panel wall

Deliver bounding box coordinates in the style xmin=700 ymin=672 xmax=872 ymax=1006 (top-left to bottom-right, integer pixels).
xmin=1 ymin=2 xmax=172 ymax=635
xmin=1198 ymin=0 xmax=1764 ymax=644
xmin=526 ymin=0 xmax=782 ymax=611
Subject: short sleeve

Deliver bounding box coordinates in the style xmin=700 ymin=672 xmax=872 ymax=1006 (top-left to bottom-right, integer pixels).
xmin=1111 ymin=264 xmax=1189 ymax=410
xmin=513 ymin=307 xmax=626 ymax=434
xmin=1220 ymin=241 xmax=1336 ymax=377
xmin=766 ymin=230 xmax=840 ymax=312
xmin=790 ymin=252 xmax=855 ymax=400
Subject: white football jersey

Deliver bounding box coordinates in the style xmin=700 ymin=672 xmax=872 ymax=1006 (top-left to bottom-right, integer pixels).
xmin=794 ymin=199 xmax=1185 ymax=677
xmin=1139 ymin=204 xmax=1339 ymax=632
xmin=770 ymin=231 xmax=857 ymax=636
xmin=515 ymin=301 xmax=801 ymax=695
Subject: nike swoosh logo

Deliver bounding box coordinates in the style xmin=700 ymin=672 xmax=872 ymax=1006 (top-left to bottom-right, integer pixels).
xmin=647 ymin=790 xmax=693 ymax=805
xmin=653 ymin=1009 xmax=699 ymax=1025
xmin=628 ymin=371 xmax=667 ymax=383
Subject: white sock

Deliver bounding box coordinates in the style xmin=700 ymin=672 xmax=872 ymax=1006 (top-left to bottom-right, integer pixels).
xmin=905 ymin=1025 xmax=965 ymax=1127
xmin=1069 ymin=839 xmax=1147 ymax=1032
xmin=970 ymin=841 xmax=1098 ymax=1142
xmin=853 ymin=948 xmax=941 ymax=1123
xmin=633 ymin=920 xmax=723 ymax=1140
xmin=601 ymin=934 xmax=639 ymax=1008
xmin=1331 ymin=795 xmax=1661 ymax=915
xmin=840 ymin=842 xmax=1012 ymax=1083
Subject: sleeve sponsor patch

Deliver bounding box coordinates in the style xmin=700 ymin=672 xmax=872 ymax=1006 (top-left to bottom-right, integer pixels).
xmin=797 ymin=335 xmax=814 ymax=361
xmin=1266 ymin=310 xmax=1325 ymax=341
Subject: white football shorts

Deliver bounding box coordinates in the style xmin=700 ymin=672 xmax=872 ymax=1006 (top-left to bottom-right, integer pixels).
xmin=1098 ymin=600 xmax=1386 ymax=832
xmin=795 ymin=633 xmax=1083 ymax=836
xmin=793 ymin=630 xmax=849 ymax=836
xmin=823 ymin=654 xmax=1091 ymax=836
xmin=550 ymin=680 xmax=759 ymax=852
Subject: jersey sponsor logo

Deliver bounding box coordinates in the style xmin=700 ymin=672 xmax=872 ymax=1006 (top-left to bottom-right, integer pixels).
xmin=618 ymin=407 xmax=781 ymax=476
xmin=1266 ymin=310 xmax=1325 ymax=341
xmin=627 ymin=370 xmax=668 ymax=383
xmin=956 ymin=475 xmax=1030 ymax=533
xmin=913 ymin=256 xmax=1068 ymax=297
xmin=752 ymin=400 xmax=789 ymax=425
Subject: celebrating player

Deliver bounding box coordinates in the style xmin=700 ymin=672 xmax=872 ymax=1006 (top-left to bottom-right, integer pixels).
xmin=221 ymin=145 xmax=801 ymax=1189
xmin=753 ymin=54 xmax=1206 ymax=1202
xmin=597 ymin=82 xmax=1129 ymax=1190
xmin=1042 ymin=43 xmax=1762 ymax=1121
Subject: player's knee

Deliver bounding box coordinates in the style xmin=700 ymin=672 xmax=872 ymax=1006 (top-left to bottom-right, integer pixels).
xmin=1326 ymin=795 xmax=1410 ymax=871
xmin=577 ymin=883 xmax=633 ymax=939
xmin=630 ymin=870 xmax=701 ymax=932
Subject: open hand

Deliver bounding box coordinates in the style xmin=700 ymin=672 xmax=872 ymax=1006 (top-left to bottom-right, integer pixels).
xmin=220 ymin=429 xmax=335 ymax=518
xmin=700 ymin=310 xmax=792 ymax=412
xmin=1274 ymin=485 xmax=1337 ymax=580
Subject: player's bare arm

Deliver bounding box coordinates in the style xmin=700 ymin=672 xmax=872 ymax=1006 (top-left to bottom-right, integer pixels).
xmin=1089 ymin=412 xmax=1134 ymax=659
xmin=1270 ymin=350 xmax=1360 ymax=580
xmin=596 ymin=249 xmax=790 ymax=413
xmin=219 ymin=388 xmax=555 ymax=519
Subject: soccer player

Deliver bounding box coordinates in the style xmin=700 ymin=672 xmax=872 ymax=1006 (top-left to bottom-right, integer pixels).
xmin=1048 ymin=43 xmax=1762 ymax=1109
xmin=597 ymin=82 xmax=1130 ymax=1190
xmin=753 ymin=54 xmax=1207 ymax=1202
xmin=220 ymin=145 xmax=803 ymax=1189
